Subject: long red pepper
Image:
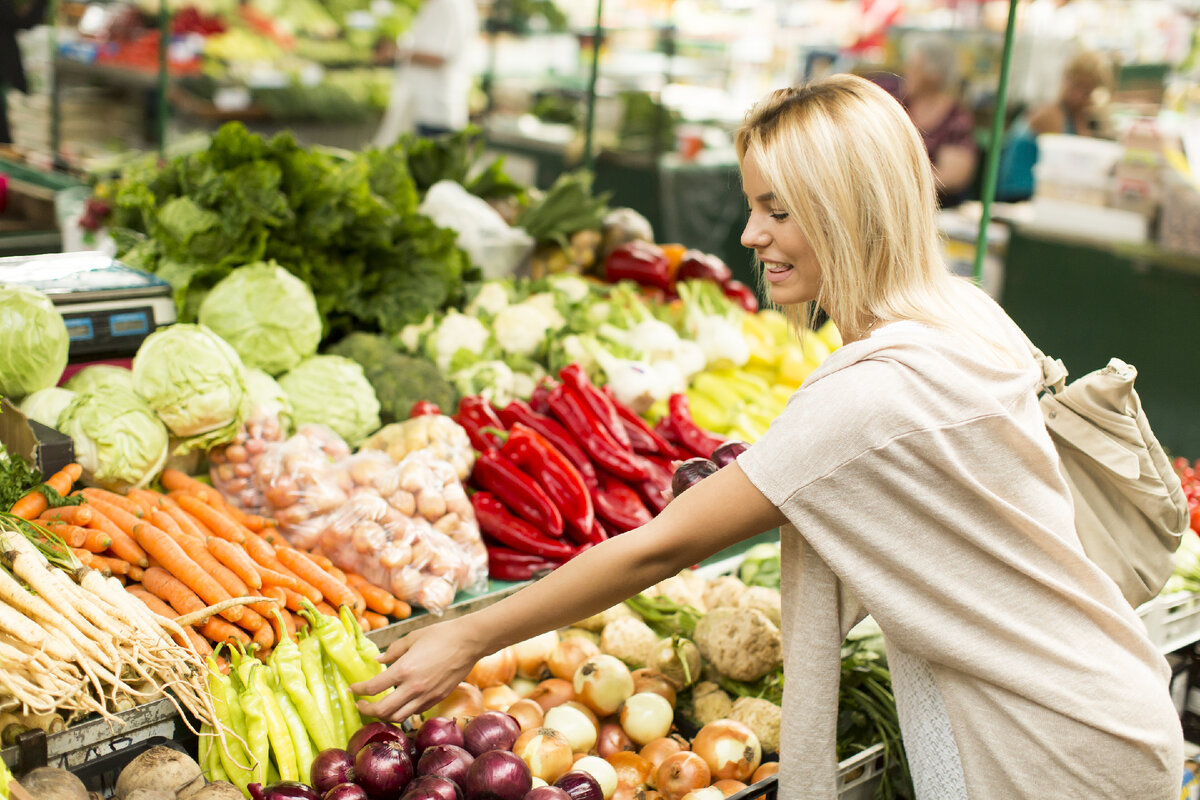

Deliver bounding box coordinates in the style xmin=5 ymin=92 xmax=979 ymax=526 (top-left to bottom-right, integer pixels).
xmin=603 ymin=388 xmax=689 ymax=460
xmin=569 ymin=518 xmax=609 ymax=547
xmin=500 ymin=423 xmax=595 ymax=540
xmin=454 ymin=396 xmax=506 ymax=452
xmin=593 ymin=472 xmax=653 ymax=532
xmin=472 ymin=493 xmax=576 ymax=560
xmin=666 ymin=394 xmax=725 ymax=459
xmin=559 ymin=364 xmax=632 ymax=448
xmin=637 ymin=456 xmax=674 ymax=515
xmin=547 ymin=385 xmax=650 ymax=482
xmin=486 ymin=546 xmax=563 ymax=582
xmin=530 ymin=379 xmax=555 ymax=415
xmin=499 ymin=400 xmax=599 ymax=489
xmin=473 ymin=450 xmax=564 ymax=537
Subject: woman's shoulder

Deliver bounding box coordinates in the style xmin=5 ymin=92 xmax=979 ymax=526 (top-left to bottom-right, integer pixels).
xmin=1028 ymin=103 xmax=1064 ymax=135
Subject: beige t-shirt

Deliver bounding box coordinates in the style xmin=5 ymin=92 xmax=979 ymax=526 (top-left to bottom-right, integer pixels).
xmin=737 ymin=294 xmax=1182 ymax=799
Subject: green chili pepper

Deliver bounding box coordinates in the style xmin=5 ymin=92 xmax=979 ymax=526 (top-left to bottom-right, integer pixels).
xmin=198 ymin=723 xmax=211 ymax=773
xmin=299 ymin=629 xmax=345 ymax=747
xmin=267 ymin=760 xmax=281 ymax=786
xmin=270 ymin=611 xmax=338 ymax=752
xmin=269 ymin=667 xmax=317 ymax=780
xmin=301 ymin=599 xmax=375 ymax=685
xmin=324 ymin=646 xmax=362 ymax=738
xmin=250 ymin=662 xmax=299 ymax=783
xmin=231 ymin=663 xmax=269 ymax=787
xmin=339 ymin=605 xmax=383 ymax=673
xmin=207 ymin=653 xmax=254 ymax=792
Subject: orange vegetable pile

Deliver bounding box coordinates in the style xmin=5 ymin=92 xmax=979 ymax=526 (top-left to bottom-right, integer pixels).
xmin=25 ymin=467 xmax=410 ymax=660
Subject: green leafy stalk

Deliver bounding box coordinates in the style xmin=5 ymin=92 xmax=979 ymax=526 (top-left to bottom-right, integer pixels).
xmin=623 ymin=593 xmax=702 ymax=639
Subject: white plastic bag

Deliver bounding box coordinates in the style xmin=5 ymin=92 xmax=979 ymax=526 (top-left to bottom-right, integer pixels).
xmin=419 ymin=180 xmax=534 ymax=280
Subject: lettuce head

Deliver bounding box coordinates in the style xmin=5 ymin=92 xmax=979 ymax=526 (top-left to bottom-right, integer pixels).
xmin=0 ymin=286 xmax=69 ymax=399
xmin=198 ymin=262 xmax=322 ymax=376
xmin=132 ymin=323 xmax=249 ymax=453
xmin=278 ymin=355 xmax=380 ymax=446
xmin=64 ymin=364 xmax=135 ymax=395
xmin=58 ymin=387 xmax=170 ymax=490
xmin=19 ymin=387 xmax=76 ymax=429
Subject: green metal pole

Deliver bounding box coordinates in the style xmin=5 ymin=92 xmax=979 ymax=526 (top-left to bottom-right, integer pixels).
xmin=582 ymin=0 xmax=603 ymax=171
xmin=157 ymin=0 xmax=170 ymax=159
xmin=972 ymin=0 xmax=1020 ymax=283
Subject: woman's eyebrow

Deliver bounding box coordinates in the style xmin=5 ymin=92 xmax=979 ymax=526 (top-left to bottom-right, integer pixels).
xmin=756 ymin=192 xmax=776 ymax=202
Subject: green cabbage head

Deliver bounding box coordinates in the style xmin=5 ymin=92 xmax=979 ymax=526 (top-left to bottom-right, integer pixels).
xmin=278 ymin=355 xmax=380 ymax=446
xmin=244 ymin=367 xmax=294 ymax=437
xmin=0 ymin=286 xmax=69 ymax=399
xmin=198 ymin=262 xmax=322 ymax=376
xmin=19 ymin=387 xmax=76 ymax=429
xmin=132 ymin=323 xmax=249 ymax=453
xmin=64 ymin=364 xmax=135 ymax=395
xmin=58 ymin=387 xmax=170 ymax=490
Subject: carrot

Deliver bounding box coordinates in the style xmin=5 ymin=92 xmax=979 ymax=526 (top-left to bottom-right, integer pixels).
xmin=262 ymin=585 xmax=289 ymax=611
xmin=363 ymin=611 xmax=388 ymax=630
xmin=37 ymin=504 xmax=93 ymax=527
xmin=142 ymin=566 xmax=205 ymax=615
xmin=251 ymin=622 xmax=274 ymax=652
xmin=257 ymin=526 xmax=289 ymax=548
xmin=256 ymin=563 xmax=301 ymax=593
xmin=347 ymin=584 xmax=366 ymax=615
xmin=40 ymin=520 xmax=87 ymax=549
xmin=163 ymin=504 xmax=208 ymax=542
xmin=126 ymin=488 xmax=166 ymax=515
xmin=80 ymin=488 xmax=144 ymax=518
xmin=126 ymin=586 xmax=213 ymax=657
xmin=86 ymin=494 xmax=242 ymax=621
xmin=211 ymin=497 xmax=265 ymax=532
xmin=346 ymin=574 xmax=395 ymax=616
xmin=174 ymin=494 xmax=246 ymax=544
xmin=148 ymin=509 xmax=186 ymax=541
xmin=315 ymin=600 xmax=337 ymax=617
xmin=207 ymin=537 xmax=263 ymax=590
xmin=97 ymin=556 xmax=132 ymax=576
xmin=71 ymin=548 xmax=109 ymax=574
xmin=126 ymin=565 xmax=145 ymax=582
xmin=242 ymin=531 xmax=286 ymax=571
xmin=307 ymin=552 xmax=335 ymax=571
xmin=81 ymin=528 xmax=112 ymax=554
xmin=276 ymin=548 xmax=359 ymax=612
xmin=393 ymin=599 xmax=412 ymax=620
xmin=160 ymin=469 xmax=223 ymax=506
xmin=81 ymin=508 xmax=148 ymax=567
xmin=199 ymin=617 xmax=252 ymax=647
xmin=9 ymin=463 xmax=82 ymax=519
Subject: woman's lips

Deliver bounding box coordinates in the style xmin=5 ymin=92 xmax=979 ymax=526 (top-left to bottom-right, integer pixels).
xmin=763 ymin=261 xmax=793 ymax=284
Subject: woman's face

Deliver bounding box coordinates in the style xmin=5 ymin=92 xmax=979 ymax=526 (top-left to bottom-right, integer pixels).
xmin=740 ymin=151 xmax=821 ymax=307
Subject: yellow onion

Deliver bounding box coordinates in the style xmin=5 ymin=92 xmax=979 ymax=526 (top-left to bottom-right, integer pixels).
xmin=574 ymin=655 xmax=634 ymax=717
xmin=690 ymin=720 xmax=761 ymax=782
xmin=619 ymin=693 xmax=673 ymax=747
xmin=528 ymin=678 xmax=576 ymax=712
xmin=514 ymin=631 xmax=560 ymax=679
xmin=482 ymin=684 xmax=521 ymax=712
xmin=429 ymin=682 xmax=484 ymax=728
xmin=544 ymin=703 xmax=598 ymax=754
xmin=467 ymin=646 xmax=518 ymax=688
xmin=548 ymin=637 xmax=600 ymax=681
xmin=656 ymin=752 xmax=710 ymax=800
xmin=513 ymin=726 xmax=574 ymax=783
xmin=507 ymin=698 xmax=546 ymax=731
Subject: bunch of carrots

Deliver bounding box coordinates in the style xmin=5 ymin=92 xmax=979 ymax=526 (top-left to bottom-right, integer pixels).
xmin=15 ymin=466 xmax=411 ymax=661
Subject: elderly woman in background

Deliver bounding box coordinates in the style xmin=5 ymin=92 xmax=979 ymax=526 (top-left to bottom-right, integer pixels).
xmin=899 ymin=33 xmax=980 ymax=205
xmin=1028 ymin=49 xmax=1113 ymax=137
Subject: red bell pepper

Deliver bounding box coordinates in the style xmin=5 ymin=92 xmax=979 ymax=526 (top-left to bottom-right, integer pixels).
xmin=472 ymin=493 xmax=576 ymax=560
xmin=454 ymin=396 xmax=507 ymax=452
xmin=498 ymin=400 xmax=598 ymax=489
xmin=473 ymin=450 xmax=564 ymax=537
xmin=723 ymin=280 xmax=759 ymax=313
xmin=547 ymin=385 xmax=650 ymax=483
xmin=410 ymin=400 xmax=442 ymax=417
xmin=559 ymin=363 xmax=631 ymax=448
xmin=501 ymin=423 xmax=595 ymax=541
xmin=665 ymin=394 xmax=726 ymax=459
xmin=593 ymin=472 xmax=653 ymax=533
xmin=604 ymin=241 xmax=673 ymax=292
xmin=675 ymin=250 xmax=732 ymax=285
xmin=486 ymin=546 xmax=564 ymax=582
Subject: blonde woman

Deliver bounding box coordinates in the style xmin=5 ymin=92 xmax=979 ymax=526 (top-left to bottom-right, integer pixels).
xmin=354 ymin=75 xmax=1182 ymax=799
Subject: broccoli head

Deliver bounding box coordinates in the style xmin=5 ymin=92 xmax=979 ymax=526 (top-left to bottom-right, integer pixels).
xmin=326 ymin=332 xmax=459 ymax=424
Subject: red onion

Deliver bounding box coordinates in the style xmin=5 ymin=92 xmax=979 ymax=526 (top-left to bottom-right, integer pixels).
xmin=311 ymin=748 xmax=356 ymax=795
xmin=349 ymin=721 xmax=407 ymax=759
xmin=465 ymin=749 xmax=532 ymax=800
xmin=249 ymin=784 xmax=267 ymax=800
xmin=710 ymin=441 xmax=748 ymax=468
xmin=523 ymin=789 xmax=571 ymax=800
xmin=671 ymin=458 xmax=718 ymax=497
xmin=417 ymin=744 xmax=474 ymax=788
xmin=355 ymin=740 xmax=415 ymax=799
xmin=463 ymin=711 xmax=522 ymax=756
xmin=416 ymin=717 xmax=466 ymax=753
xmin=258 ymin=782 xmax=322 ymax=800
xmin=324 ymin=784 xmax=369 ymax=800
xmin=400 ymin=775 xmax=463 ymax=800
xmin=553 ymin=771 xmax=602 ymax=800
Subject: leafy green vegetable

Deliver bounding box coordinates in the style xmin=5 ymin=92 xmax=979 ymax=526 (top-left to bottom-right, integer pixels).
xmin=516 ymin=171 xmax=610 ymax=249
xmin=278 ymin=355 xmax=381 ymax=446
xmin=0 ymin=287 xmax=69 ymax=400
xmin=19 ymin=388 xmax=76 ymax=430
xmin=624 ymin=593 xmax=703 ymax=639
xmin=64 ymin=365 xmax=135 ymax=395
xmin=838 ymin=639 xmax=913 ymax=799
xmin=198 ymin=261 xmax=322 ymax=376
xmin=103 ymin=123 xmax=473 ymax=341
xmin=57 ymin=388 xmax=171 ymax=491
xmin=738 ymin=542 xmax=781 ymax=589
xmin=401 ymin=126 xmax=525 ymax=201
xmin=325 ymin=333 xmax=458 ymax=425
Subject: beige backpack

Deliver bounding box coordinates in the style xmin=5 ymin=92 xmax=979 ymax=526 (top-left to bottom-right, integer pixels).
xmin=1031 ymin=345 xmax=1190 ymax=607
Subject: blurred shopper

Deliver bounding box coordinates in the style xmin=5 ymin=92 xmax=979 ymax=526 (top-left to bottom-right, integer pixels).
xmin=0 ymin=0 xmax=49 ymax=143
xmin=996 ymin=49 xmax=1114 ymax=201
xmin=374 ymin=0 xmax=479 ymax=144
xmin=900 ymin=33 xmax=979 ymax=205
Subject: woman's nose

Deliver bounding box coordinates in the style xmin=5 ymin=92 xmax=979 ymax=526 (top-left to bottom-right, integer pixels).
xmin=741 ymin=217 xmax=769 ymax=250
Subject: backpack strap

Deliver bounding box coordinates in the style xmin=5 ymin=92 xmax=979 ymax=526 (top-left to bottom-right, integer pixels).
xmin=1022 ymin=333 xmax=1068 ymax=396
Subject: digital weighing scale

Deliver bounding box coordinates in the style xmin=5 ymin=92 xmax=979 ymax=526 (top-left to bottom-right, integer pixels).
xmin=0 ymin=251 xmax=175 ymax=360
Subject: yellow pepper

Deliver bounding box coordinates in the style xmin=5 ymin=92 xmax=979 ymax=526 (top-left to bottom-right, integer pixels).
xmin=778 ymin=347 xmax=817 ymax=387
xmin=731 ymin=412 xmax=768 ymax=441
xmin=758 ymin=309 xmax=790 ymax=343
xmin=718 ymin=369 xmax=771 ymax=401
xmin=769 ymin=385 xmax=797 ymax=406
xmin=685 ymin=388 xmax=730 ymax=432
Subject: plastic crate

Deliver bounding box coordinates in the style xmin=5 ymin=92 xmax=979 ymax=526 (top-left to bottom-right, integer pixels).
xmin=1138 ymin=591 xmax=1200 ymax=655
xmin=724 ymin=743 xmax=886 ymax=800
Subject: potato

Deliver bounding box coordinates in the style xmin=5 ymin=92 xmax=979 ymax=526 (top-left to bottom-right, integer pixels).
xmin=115 ymin=745 xmax=203 ymax=799
xmin=15 ymin=767 xmax=88 ymax=800
xmin=181 ymin=782 xmax=244 ymax=800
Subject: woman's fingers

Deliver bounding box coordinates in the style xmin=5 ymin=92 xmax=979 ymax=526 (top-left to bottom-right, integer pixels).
xmin=352 ymin=621 xmax=478 ymax=720
xmin=378 ymin=633 xmax=414 ymax=664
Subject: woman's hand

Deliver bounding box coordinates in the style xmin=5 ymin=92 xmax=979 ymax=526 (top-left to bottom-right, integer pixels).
xmin=351 ymin=617 xmax=484 ymax=722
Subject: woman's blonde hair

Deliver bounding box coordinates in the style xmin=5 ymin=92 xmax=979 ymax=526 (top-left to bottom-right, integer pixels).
xmin=735 ymin=74 xmax=1019 ymax=364
xmin=1064 ymin=50 xmax=1114 ymax=94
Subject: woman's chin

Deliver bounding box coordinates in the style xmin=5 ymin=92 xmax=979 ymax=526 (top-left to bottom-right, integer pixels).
xmin=767 ymin=282 xmax=816 ymax=307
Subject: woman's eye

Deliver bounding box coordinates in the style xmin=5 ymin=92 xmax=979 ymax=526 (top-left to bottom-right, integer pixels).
xmin=770 ymin=212 xmax=789 ymax=221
